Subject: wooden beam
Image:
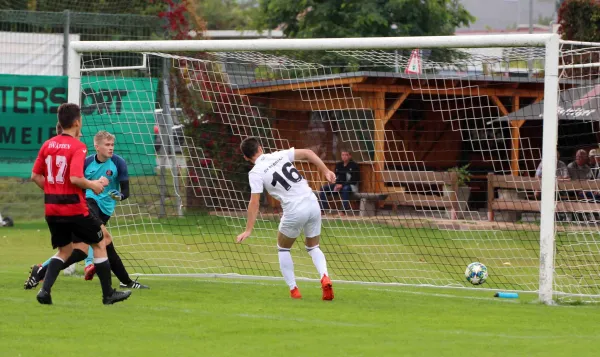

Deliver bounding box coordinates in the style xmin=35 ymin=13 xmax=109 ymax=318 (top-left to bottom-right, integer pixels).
xmin=384 ymin=92 xmax=410 ymax=122
xmin=512 ymin=120 xmax=525 ymax=128
xmin=358 ymin=92 xmax=386 ymax=194
xmin=509 ymin=96 xmax=522 ymax=176
xmin=534 ymin=95 xmax=543 ymax=103
xmin=510 ymin=125 xmax=521 ymax=176
xmin=352 ymin=84 xmax=543 ymax=98
xmin=237 ymin=76 xmax=367 ymax=95
xmin=490 ymin=95 xmax=509 ymax=116
xmin=268 ymin=97 xmax=365 ymax=111
xmin=372 ymin=92 xmax=386 ymax=170
xmin=513 ymin=96 xmax=520 ymax=113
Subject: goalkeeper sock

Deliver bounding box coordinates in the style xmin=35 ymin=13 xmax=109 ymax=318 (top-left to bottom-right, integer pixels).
xmin=84 ymin=246 xmax=94 ymax=267
xmin=37 ymin=255 xmax=55 ymax=278
xmin=106 ymin=243 xmax=132 ymax=285
xmin=41 ymin=258 xmax=52 ymax=268
xmin=93 ymin=258 xmax=113 ymax=297
xmin=41 ymin=257 xmax=64 ymax=293
xmin=278 ymin=246 xmax=297 ymax=290
xmin=306 ymin=245 xmax=328 ymax=278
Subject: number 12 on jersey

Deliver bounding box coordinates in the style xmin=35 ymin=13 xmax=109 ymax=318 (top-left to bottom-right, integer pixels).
xmin=45 ymin=155 xmax=68 ymax=184
xmin=271 ymin=162 xmax=303 ymax=191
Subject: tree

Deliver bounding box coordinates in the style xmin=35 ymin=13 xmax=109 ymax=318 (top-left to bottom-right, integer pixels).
xmin=196 ymin=0 xmax=258 ymax=30
xmin=558 ymin=0 xmax=600 ymax=79
xmin=558 ymin=0 xmax=600 ymax=41
xmin=254 ymin=0 xmax=474 ymax=38
xmin=537 ymin=14 xmax=554 ymax=26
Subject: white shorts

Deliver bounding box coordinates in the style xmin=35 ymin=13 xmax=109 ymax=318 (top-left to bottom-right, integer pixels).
xmin=279 ymin=195 xmax=321 ymax=239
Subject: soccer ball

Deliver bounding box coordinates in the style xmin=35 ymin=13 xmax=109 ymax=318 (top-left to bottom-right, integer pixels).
xmin=465 ymin=262 xmax=488 ymax=285
xmin=63 ymin=263 xmax=77 ymax=276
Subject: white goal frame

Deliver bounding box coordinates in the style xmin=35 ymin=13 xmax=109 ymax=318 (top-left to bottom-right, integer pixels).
xmin=68 ymin=33 xmax=561 ymax=305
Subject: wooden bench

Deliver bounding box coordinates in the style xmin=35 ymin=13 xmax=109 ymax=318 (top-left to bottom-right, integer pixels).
xmin=313 ymin=190 xmax=388 ymax=217
xmin=487 ymin=173 xmax=600 ymax=221
xmin=351 ymin=192 xmax=388 ymax=217
xmin=379 ymin=171 xmax=460 ymax=219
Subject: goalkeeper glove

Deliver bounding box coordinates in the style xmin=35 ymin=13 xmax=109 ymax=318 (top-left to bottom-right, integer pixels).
xmin=108 ymin=189 xmax=124 ymax=201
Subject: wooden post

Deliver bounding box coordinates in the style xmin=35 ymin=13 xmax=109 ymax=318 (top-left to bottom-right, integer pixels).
xmin=509 ymin=120 xmax=525 ymax=176
xmin=491 ymin=95 xmax=524 ymax=176
xmin=487 ymin=172 xmax=495 ymax=221
xmin=509 ymin=96 xmax=523 ymax=176
xmin=367 ymin=91 xmax=386 ymax=193
xmin=357 ymin=91 xmax=410 ymax=194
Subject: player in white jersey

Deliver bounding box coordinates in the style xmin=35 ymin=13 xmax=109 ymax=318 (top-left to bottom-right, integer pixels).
xmin=236 ymin=137 xmax=336 ymax=300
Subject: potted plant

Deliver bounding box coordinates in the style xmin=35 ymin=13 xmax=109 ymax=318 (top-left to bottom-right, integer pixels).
xmin=446 ymin=164 xmax=472 ymax=213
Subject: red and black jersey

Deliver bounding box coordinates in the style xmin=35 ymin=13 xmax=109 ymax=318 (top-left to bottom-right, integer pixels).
xmin=32 ymin=134 xmax=89 ymax=217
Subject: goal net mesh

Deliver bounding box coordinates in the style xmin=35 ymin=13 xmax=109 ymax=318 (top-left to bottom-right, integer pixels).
xmin=76 ymin=43 xmax=600 ymax=299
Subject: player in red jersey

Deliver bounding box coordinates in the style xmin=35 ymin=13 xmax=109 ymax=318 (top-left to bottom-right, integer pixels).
xmin=31 ymin=103 xmax=131 ymax=305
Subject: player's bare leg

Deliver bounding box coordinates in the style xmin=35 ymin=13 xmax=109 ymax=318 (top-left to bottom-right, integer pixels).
xmin=277 ymin=232 xmax=301 ymax=299
xmin=306 ymin=235 xmax=333 ymax=301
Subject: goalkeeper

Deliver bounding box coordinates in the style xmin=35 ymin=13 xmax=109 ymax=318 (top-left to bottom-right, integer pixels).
xmin=25 ymin=130 xmax=148 ymax=290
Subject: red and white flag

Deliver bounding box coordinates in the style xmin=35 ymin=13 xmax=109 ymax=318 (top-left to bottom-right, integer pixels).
xmin=405 ymin=49 xmax=422 ymax=74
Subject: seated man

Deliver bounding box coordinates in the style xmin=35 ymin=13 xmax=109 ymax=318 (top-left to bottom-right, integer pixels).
xmin=568 ymin=149 xmax=593 ymax=180
xmin=567 ymin=149 xmax=597 ymax=204
xmin=319 ymin=150 xmax=360 ymax=215
xmin=589 ymin=149 xmax=600 ymax=179
xmin=535 ymin=150 xmax=569 ymax=180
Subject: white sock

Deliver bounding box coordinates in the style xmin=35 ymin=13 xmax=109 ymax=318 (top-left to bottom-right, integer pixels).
xmin=306 ymin=245 xmax=328 ymax=278
xmin=93 ymin=257 xmax=108 ymax=264
xmin=278 ymin=246 xmax=297 ymax=290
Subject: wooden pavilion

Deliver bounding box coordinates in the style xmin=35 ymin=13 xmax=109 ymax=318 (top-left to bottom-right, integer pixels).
xmin=236 ymin=72 xmax=547 ymax=196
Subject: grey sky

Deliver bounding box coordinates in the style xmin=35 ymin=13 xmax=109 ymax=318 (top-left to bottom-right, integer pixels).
xmin=459 ymin=0 xmax=557 ymax=30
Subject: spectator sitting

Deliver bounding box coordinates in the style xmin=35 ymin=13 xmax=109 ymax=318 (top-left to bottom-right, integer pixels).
xmin=535 ymin=150 xmax=569 ymax=180
xmin=565 ymin=149 xmax=597 ymax=205
xmin=590 ymin=149 xmax=600 ymax=179
xmin=567 ymin=149 xmax=593 ymax=180
xmin=583 ymin=148 xmax=600 ymax=203
xmin=319 ymin=150 xmax=360 ymax=215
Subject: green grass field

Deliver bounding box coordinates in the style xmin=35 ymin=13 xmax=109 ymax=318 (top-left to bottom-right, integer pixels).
xmin=1 ymin=222 xmax=600 ymax=356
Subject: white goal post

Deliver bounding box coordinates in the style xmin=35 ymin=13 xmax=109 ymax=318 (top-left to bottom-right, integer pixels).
xmin=68 ymin=34 xmax=565 ymax=304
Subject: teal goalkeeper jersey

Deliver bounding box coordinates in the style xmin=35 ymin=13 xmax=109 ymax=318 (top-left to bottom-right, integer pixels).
xmin=84 ymin=154 xmax=129 ymax=216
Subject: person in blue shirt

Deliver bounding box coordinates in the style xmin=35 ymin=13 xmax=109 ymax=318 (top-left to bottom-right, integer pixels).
xmin=25 ymin=129 xmax=148 ymax=290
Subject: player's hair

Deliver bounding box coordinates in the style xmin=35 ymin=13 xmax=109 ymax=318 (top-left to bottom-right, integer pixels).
xmin=57 ymin=103 xmax=81 ymax=129
xmin=340 ymin=148 xmax=352 ymax=156
xmin=94 ymin=130 xmax=116 ymax=144
xmin=240 ymin=137 xmax=261 ymax=158
xmin=55 ymin=122 xmax=63 ymax=135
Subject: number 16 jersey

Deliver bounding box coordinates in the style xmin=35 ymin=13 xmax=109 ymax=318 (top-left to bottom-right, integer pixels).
xmin=248 ymin=148 xmax=314 ymax=212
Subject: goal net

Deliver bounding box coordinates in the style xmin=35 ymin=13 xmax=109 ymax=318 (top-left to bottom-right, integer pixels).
xmin=70 ymin=35 xmax=600 ymax=302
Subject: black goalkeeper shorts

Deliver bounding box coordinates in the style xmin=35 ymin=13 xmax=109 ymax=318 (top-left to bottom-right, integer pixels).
xmin=71 ymin=198 xmax=110 ymax=244
xmin=86 ymin=198 xmax=111 ymax=225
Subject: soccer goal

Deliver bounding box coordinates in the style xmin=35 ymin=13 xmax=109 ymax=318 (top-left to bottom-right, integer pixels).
xmin=67 ymin=33 xmax=600 ymax=304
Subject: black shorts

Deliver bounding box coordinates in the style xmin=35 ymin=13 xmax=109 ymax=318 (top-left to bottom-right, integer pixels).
xmin=46 ymin=215 xmax=103 ymax=249
xmin=71 ymin=199 xmax=110 ymax=244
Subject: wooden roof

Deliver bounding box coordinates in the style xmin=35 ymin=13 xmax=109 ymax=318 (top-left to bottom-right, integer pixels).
xmin=236 ymin=71 xmax=580 ymax=98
